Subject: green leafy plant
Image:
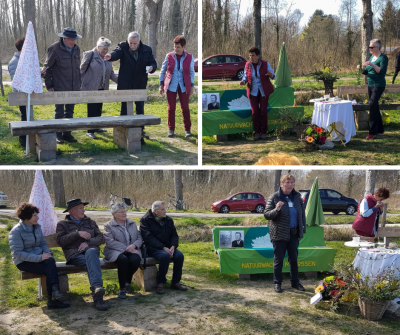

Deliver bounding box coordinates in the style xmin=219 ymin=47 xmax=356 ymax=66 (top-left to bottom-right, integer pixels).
xmin=310 ymin=60 xmax=340 ymax=83
xmin=104 ymin=282 xmax=119 ymax=295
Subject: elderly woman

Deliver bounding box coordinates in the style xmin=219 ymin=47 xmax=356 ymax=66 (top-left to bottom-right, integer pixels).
xmin=357 ymin=39 xmax=388 ymax=140
xmin=159 ymin=35 xmax=195 ymax=138
xmin=352 ymin=188 xmax=390 ymax=241
xmin=103 ymin=202 xmax=142 ymax=299
xmin=264 ymin=174 xmax=306 ymax=293
xmin=8 ymin=203 xmax=69 ymax=309
xmin=80 ymin=37 xmax=118 ymax=139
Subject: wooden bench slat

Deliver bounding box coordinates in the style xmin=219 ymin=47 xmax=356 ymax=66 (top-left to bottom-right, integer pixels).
xmin=8 ymin=115 xmax=161 ymax=136
xmin=338 ymin=84 xmax=400 ymax=96
xmin=8 ymin=90 xmax=147 ymax=106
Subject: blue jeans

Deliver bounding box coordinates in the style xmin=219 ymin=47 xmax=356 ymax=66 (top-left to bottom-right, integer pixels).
xmin=272 ymin=233 xmax=299 ymax=284
xmin=147 ymin=248 xmax=184 ymax=284
xmin=67 ymin=248 xmax=103 ymax=287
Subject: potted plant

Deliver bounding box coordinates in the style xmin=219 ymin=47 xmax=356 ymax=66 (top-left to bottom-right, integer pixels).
xmin=276 ymin=108 xmax=311 ymax=138
xmin=310 ymin=61 xmax=339 ymax=97
xmin=334 ymin=260 xmax=400 ymax=321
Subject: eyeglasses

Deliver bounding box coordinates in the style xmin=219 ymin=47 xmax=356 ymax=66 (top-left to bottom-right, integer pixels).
xmin=114 ymin=210 xmax=126 ymax=214
xmin=369 ymin=46 xmax=377 ymax=49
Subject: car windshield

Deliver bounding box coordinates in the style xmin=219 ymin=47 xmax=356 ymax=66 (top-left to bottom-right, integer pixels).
xmin=226 ymin=194 xmax=236 ymax=200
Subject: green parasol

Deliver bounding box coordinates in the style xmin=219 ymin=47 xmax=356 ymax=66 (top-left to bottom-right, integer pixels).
xmin=273 ymin=42 xmax=292 ymax=88
xmin=305 ymin=177 xmax=325 ymax=226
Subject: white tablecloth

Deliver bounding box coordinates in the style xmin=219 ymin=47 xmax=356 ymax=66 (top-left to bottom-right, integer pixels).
xmin=312 ymin=101 xmax=357 ymax=144
xmin=353 ymin=248 xmax=400 ymax=278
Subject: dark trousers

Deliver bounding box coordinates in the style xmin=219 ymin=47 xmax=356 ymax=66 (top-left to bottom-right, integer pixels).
xmin=147 ymin=248 xmax=184 ymax=284
xmin=249 ymin=92 xmax=269 ymax=134
xmin=272 ymin=232 xmax=299 ymax=284
xmin=16 ymin=258 xmax=59 ymax=297
xmin=368 ymin=86 xmax=385 ymax=135
xmin=120 ymin=101 xmax=144 ymax=116
xmin=87 ymin=102 xmax=104 ymax=133
xmin=114 ymin=252 xmax=141 ymax=289
xmin=392 ymin=68 xmax=400 ymax=84
xmin=19 ymin=106 xmax=27 ymax=144
xmin=55 ymin=104 xmax=75 ymax=136
xmin=166 ymin=87 xmax=191 ymax=131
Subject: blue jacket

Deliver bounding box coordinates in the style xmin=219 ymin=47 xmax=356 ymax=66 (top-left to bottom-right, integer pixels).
xmin=8 ymin=52 xmax=20 ymax=81
xmin=8 ymin=221 xmax=52 ymax=265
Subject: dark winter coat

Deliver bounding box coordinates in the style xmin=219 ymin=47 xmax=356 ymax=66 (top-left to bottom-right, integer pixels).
xmin=264 ymin=189 xmax=306 ymax=242
xmin=44 ymin=39 xmax=81 ymax=91
xmin=8 ymin=221 xmax=52 ymax=265
xmin=139 ymin=209 xmax=179 ymax=252
xmin=109 ymin=41 xmax=157 ymax=90
xmin=56 ymin=215 xmax=103 ymax=262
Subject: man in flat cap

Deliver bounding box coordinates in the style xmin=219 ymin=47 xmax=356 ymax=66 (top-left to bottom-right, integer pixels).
xmin=56 ymin=199 xmax=108 ymax=311
xmin=44 ymin=27 xmax=82 ymax=144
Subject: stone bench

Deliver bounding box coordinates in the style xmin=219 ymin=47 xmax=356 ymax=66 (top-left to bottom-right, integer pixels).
xmin=19 ymin=234 xmax=171 ymax=297
xmin=337 ymin=84 xmax=400 ymax=130
xmin=7 ymin=90 xmax=161 ymax=161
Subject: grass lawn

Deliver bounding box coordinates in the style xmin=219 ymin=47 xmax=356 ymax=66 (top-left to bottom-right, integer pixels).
xmin=0 ymin=77 xmax=198 ymax=165
xmin=0 ymin=212 xmax=399 ymax=334
xmin=202 ymin=101 xmax=400 ymax=165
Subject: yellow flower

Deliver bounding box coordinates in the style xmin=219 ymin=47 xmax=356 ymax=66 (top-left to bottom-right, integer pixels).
xmin=307 ymin=137 xmax=314 ymax=143
xmin=325 ymin=67 xmax=329 ymax=72
xmin=315 ymin=285 xmax=324 ymax=293
xmin=356 ymin=273 xmax=361 ymax=279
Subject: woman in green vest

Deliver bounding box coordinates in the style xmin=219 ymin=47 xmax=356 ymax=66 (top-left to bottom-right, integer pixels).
xmin=358 ymin=39 xmax=388 ymax=140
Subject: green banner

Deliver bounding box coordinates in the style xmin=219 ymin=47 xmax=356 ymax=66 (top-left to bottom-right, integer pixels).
xmin=202 ymin=107 xmax=304 ymax=136
xmin=213 ymin=226 xmax=335 ymax=274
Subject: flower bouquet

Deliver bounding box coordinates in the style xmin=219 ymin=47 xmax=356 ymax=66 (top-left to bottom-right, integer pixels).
xmin=315 ymin=275 xmax=347 ymax=309
xmin=301 ymin=124 xmax=328 ymax=149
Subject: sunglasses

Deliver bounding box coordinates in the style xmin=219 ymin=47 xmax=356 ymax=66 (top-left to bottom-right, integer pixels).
xmin=369 ymin=46 xmax=377 ymax=49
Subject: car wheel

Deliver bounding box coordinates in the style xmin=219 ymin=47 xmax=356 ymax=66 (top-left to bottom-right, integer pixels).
xmin=220 ymin=205 xmax=230 ymax=213
xmin=236 ymin=69 xmax=244 ymax=80
xmin=346 ymin=205 xmax=356 ymax=215
xmin=332 ymin=211 xmax=340 ymax=215
xmin=255 ymin=204 xmax=265 ymax=213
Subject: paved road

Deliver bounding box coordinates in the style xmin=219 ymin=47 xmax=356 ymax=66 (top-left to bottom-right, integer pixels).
xmin=1 ymin=208 xmax=399 ymax=229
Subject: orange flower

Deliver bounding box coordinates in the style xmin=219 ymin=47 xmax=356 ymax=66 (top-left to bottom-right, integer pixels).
xmin=316 ymin=127 xmax=323 ymax=133
xmin=307 ymin=137 xmax=314 ymax=143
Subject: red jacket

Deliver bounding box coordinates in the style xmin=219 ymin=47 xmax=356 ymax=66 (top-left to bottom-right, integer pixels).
xmin=352 ymin=194 xmax=380 ymax=237
xmin=163 ymin=51 xmax=192 ymax=94
xmin=245 ymin=59 xmax=274 ymax=98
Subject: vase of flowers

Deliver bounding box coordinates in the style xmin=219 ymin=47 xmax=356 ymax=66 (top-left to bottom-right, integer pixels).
xmin=302 ymin=124 xmax=328 ymax=149
xmin=310 ymin=61 xmax=339 ymax=97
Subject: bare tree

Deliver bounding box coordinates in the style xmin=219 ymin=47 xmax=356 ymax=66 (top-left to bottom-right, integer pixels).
xmin=174 ymin=170 xmax=183 ymax=210
xmin=52 ymin=170 xmax=66 ymax=208
xmin=253 ymin=0 xmax=262 ymax=52
xmin=145 ymin=0 xmax=164 ymax=62
xmin=23 ymin=0 xmax=35 ymax=30
xmin=364 ymin=170 xmax=377 ymax=196
xmin=361 ymin=0 xmax=373 ymax=84
xmin=274 ymin=170 xmax=282 ymax=192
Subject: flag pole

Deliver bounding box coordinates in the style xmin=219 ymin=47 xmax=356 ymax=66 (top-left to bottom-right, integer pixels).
xmin=25 ymin=93 xmax=31 ymax=155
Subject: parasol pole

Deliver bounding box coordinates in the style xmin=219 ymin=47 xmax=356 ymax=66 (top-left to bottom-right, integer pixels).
xmin=25 ymin=93 xmax=31 ymax=155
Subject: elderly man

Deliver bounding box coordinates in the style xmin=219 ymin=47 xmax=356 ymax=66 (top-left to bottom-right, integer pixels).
xmin=208 ymin=94 xmax=220 ymax=110
xmin=56 ymin=199 xmax=108 ymax=311
xmin=140 ymin=201 xmax=187 ymax=294
xmin=104 ymin=31 xmax=157 ymax=139
xmin=44 ymin=27 xmax=82 ymax=144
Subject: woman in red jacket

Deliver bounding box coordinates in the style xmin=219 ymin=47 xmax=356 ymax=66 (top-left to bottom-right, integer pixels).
xmin=352 ymin=188 xmax=390 ymax=241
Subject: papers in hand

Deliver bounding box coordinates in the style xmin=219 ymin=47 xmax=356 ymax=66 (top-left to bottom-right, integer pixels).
xmin=310 ymin=292 xmax=323 ymax=305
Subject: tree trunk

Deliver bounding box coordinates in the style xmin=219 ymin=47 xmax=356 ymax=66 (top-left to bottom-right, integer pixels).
xmin=253 ymin=0 xmax=261 ymax=53
xmin=0 ymin=64 xmax=4 ymax=96
xmin=274 ymin=170 xmax=282 ymax=192
xmin=145 ymin=0 xmax=164 ymax=64
xmin=52 ymin=170 xmax=66 ymax=208
xmin=364 ymin=170 xmax=377 ymax=197
xmin=23 ymin=0 xmax=36 ymax=31
xmin=174 ymin=170 xmax=183 ymax=210
xmin=361 ymin=0 xmax=373 ymax=85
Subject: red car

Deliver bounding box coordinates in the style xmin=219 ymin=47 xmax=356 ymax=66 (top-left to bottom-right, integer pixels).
xmin=194 ymin=58 xmax=198 ymax=72
xmin=211 ymin=192 xmax=266 ymax=213
xmin=202 ymin=54 xmax=246 ymax=80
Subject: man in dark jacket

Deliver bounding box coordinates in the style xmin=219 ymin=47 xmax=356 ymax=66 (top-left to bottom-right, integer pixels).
xmin=44 ymin=27 xmax=82 ymax=144
xmin=140 ymin=201 xmax=187 ymax=294
xmin=105 ymin=31 xmax=157 ymax=139
xmin=264 ymin=174 xmax=306 ymax=294
xmin=56 ymin=199 xmax=108 ymax=311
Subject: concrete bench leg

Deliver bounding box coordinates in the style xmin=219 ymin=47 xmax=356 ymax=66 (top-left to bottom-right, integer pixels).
xmin=354 ymin=110 xmax=369 ymax=130
xmin=113 ymin=127 xmax=142 ymax=153
xmin=40 ymin=274 xmax=69 ymax=297
xmin=35 ymin=133 xmax=57 ymax=161
xmin=238 ymin=274 xmax=251 ymax=279
xmin=132 ymin=266 xmax=158 ymax=291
